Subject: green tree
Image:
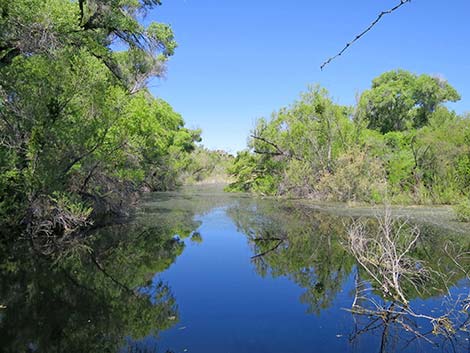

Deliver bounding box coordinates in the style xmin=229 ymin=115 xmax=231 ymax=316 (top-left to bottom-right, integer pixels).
xmin=227 ymin=86 xmax=355 ymax=197
xmin=356 ymin=70 xmax=460 ymax=133
xmin=228 ymin=71 xmax=468 ymax=205
xmin=181 ymin=146 xmax=233 ymax=185
xmin=0 ymin=0 xmax=199 ymax=245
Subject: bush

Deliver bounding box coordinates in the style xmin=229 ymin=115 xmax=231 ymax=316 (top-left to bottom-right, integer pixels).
xmin=454 ymin=199 xmax=470 ymax=222
xmin=316 ymin=150 xmax=387 ymax=203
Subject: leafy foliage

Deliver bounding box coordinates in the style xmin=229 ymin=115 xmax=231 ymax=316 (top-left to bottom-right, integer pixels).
xmin=356 ymin=70 xmax=460 ymax=133
xmin=454 ymin=199 xmax=470 ymax=222
xmin=0 ymin=0 xmax=200 ymax=244
xmin=181 ymin=146 xmax=234 ymax=185
xmin=228 ymin=70 xmax=469 ymax=207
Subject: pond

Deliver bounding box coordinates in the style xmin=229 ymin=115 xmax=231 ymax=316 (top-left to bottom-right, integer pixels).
xmin=2 ymin=186 xmax=470 ymax=353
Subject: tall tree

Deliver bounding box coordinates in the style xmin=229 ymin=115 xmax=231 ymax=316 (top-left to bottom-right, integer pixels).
xmin=0 ymin=0 xmax=199 ymax=245
xmin=356 ymin=70 xmax=460 ymax=133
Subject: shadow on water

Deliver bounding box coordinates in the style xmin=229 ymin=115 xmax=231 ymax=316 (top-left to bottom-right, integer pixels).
xmin=3 ymin=186 xmax=470 ymax=352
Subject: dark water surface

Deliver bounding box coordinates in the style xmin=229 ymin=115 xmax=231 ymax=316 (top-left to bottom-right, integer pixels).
xmin=2 ymin=186 xmax=470 ymax=353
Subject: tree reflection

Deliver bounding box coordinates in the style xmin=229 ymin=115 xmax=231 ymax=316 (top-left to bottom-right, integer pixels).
xmin=228 ymin=199 xmax=470 ymax=351
xmin=4 ymin=189 xmax=470 ymax=353
xmin=0 ymin=195 xmax=203 ymax=353
xmin=228 ymin=200 xmax=355 ymax=314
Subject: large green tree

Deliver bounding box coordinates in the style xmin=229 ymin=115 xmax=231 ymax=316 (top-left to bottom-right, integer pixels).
xmin=227 ymin=86 xmax=385 ymax=201
xmin=228 ymin=70 xmax=470 ymax=205
xmin=356 ymin=70 xmax=460 ymax=133
xmin=0 ymin=0 xmax=199 ymax=247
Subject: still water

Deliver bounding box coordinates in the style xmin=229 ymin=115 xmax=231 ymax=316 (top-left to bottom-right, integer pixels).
xmin=2 ymin=186 xmax=470 ymax=353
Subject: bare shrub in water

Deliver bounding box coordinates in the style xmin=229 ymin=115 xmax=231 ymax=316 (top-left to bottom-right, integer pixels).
xmin=345 ymin=208 xmax=470 ymax=346
xmin=347 ymin=208 xmax=428 ymax=305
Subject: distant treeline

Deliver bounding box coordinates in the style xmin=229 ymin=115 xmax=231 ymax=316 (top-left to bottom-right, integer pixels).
xmin=227 ymin=70 xmax=470 ymax=207
xmin=181 ymin=147 xmax=234 ymax=185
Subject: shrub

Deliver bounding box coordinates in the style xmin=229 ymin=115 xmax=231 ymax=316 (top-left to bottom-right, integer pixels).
xmin=316 ymin=150 xmax=387 ymax=203
xmin=454 ymin=199 xmax=470 ymax=222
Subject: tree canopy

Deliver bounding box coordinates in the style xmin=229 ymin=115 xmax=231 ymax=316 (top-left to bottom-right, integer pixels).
xmin=0 ymin=0 xmax=200 ymax=249
xmin=357 ymin=70 xmax=460 ymax=133
xmin=227 ymin=70 xmax=469 ymax=206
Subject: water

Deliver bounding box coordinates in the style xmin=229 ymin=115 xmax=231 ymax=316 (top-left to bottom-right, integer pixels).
xmin=2 ymin=186 xmax=470 ymax=353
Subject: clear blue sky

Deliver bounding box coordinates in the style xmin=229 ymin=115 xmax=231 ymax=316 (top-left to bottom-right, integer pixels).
xmin=146 ymin=0 xmax=470 ymax=153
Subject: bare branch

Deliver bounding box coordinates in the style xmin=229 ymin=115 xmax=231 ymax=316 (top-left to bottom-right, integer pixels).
xmin=345 ymin=210 xmax=470 ymax=348
xmin=251 ymin=134 xmax=304 ymax=161
xmin=251 ymin=239 xmax=284 ymax=260
xmin=346 ymin=209 xmax=428 ymax=305
xmin=251 ymin=134 xmax=285 ymax=155
xmin=320 ymin=0 xmax=412 ymax=70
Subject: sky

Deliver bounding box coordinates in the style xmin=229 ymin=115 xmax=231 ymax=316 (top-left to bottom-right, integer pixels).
xmin=146 ymin=0 xmax=470 ymax=153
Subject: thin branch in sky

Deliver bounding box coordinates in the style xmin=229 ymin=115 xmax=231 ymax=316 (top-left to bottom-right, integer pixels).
xmin=320 ymin=0 xmax=412 ymax=70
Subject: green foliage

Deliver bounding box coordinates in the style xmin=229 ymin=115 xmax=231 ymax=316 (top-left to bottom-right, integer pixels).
xmin=181 ymin=146 xmax=233 ymax=185
xmin=226 ymin=150 xmax=281 ymax=194
xmin=228 ymin=70 xmax=468 ymax=207
xmin=228 ymin=86 xmax=355 ymax=197
xmin=356 ymin=70 xmax=460 ymax=133
xmin=316 ymin=149 xmax=387 ymax=203
xmin=454 ymin=199 xmax=470 ymax=222
xmin=0 ymin=0 xmax=199 ymax=239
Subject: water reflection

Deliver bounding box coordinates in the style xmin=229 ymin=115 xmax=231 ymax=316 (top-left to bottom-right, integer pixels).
xmin=228 ymin=199 xmax=470 ymax=352
xmin=3 ymin=187 xmax=470 ymax=352
xmin=0 ymin=192 xmax=204 ymax=353
xmin=228 ymin=202 xmax=354 ymax=314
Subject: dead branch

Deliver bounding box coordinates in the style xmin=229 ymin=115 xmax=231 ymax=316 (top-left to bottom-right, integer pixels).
xmin=251 ymin=239 xmax=285 ymax=260
xmin=345 ymin=210 xmax=470 ymax=349
xmin=321 ymin=0 xmax=412 ymax=70
xmin=250 ymin=134 xmax=303 ymax=161
xmin=347 ymin=208 xmax=427 ymax=305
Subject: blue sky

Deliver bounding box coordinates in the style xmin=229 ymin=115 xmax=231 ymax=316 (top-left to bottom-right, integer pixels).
xmin=146 ymin=0 xmax=470 ymax=153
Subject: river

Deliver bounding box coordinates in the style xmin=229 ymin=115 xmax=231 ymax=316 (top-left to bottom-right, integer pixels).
xmin=2 ymin=186 xmax=470 ymax=353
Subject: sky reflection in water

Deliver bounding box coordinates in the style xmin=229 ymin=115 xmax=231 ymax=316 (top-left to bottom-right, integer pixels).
xmin=131 ymin=188 xmax=470 ymax=353
xmin=2 ymin=186 xmax=470 ymax=353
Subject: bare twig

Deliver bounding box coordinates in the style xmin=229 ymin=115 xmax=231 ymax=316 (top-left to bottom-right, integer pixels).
xmin=251 ymin=239 xmax=284 ymax=259
xmin=345 ymin=209 xmax=470 ymax=349
xmin=320 ymin=0 xmax=412 ymax=70
xmin=347 ymin=209 xmax=426 ymax=305
xmin=250 ymin=134 xmax=303 ymax=161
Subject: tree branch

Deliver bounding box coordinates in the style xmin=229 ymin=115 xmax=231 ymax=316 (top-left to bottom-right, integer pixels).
xmin=251 ymin=240 xmax=284 ymax=259
xmin=253 ymin=150 xmax=283 ymax=157
xmin=251 ymin=134 xmax=303 ymax=161
xmin=320 ymin=0 xmax=412 ymax=70
xmin=0 ymin=47 xmax=21 ymax=69
xmin=78 ymin=0 xmax=85 ymax=25
xmin=62 ymin=126 xmax=111 ymax=176
xmin=251 ymin=134 xmax=284 ymax=154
